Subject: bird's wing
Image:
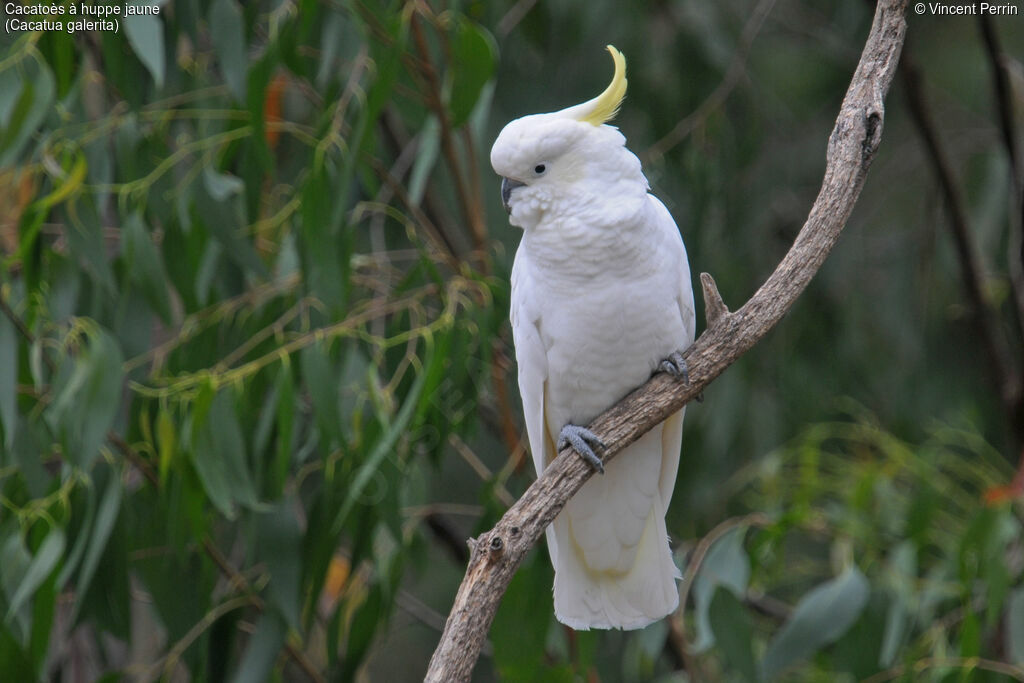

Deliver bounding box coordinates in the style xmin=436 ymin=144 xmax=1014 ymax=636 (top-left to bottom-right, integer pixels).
xmin=510 ymin=249 xmax=551 ymax=478
xmin=511 ymin=249 xmax=565 ymax=570
xmin=650 ymin=194 xmax=696 ymax=507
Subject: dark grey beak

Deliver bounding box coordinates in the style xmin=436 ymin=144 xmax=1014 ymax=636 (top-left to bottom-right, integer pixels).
xmin=500 ymin=177 xmax=526 ymax=213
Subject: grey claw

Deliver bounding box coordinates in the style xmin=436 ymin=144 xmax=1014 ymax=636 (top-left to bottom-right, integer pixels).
xmin=659 ymin=351 xmax=689 ymax=383
xmin=557 ymin=424 xmax=606 ymax=474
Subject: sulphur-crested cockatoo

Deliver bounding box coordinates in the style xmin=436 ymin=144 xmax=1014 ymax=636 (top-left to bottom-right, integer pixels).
xmin=491 ymin=46 xmax=696 ymax=630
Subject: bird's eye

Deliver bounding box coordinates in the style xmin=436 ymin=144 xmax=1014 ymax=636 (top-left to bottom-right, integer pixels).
xmin=534 ymin=164 xmax=546 ymax=175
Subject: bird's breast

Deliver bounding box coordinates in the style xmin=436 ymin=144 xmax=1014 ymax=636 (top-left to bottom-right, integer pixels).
xmin=538 ymin=278 xmax=684 ymax=428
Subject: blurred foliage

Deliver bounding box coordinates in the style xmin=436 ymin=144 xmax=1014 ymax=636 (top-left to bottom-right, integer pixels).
xmin=0 ymin=0 xmax=1022 ymax=681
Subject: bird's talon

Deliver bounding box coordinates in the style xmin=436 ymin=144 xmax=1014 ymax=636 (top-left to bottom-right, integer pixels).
xmin=557 ymin=424 xmax=606 ymax=474
xmin=659 ymin=351 xmax=689 ymax=383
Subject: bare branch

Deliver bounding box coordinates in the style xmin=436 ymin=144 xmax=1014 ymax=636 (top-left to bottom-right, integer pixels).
xmin=425 ymin=1 xmax=908 ymax=680
xmin=645 ymin=0 xmax=777 ymax=163
xmin=978 ymin=15 xmax=1024 ymax=377
xmin=700 ymin=272 xmax=730 ymax=328
xmin=900 ymin=50 xmax=1024 ymax=445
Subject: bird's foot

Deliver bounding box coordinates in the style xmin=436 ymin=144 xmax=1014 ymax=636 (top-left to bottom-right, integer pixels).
xmin=659 ymin=351 xmax=689 ymax=383
xmin=557 ymin=424 xmax=606 ymax=474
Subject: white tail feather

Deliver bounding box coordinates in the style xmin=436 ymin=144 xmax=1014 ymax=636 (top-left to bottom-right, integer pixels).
xmin=550 ymin=493 xmax=679 ymax=630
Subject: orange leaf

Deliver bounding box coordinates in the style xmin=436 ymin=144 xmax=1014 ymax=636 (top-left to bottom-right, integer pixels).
xmin=263 ymin=73 xmax=287 ymax=148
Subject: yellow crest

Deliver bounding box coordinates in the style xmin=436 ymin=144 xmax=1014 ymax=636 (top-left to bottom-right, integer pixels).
xmin=578 ymin=46 xmax=627 ymax=126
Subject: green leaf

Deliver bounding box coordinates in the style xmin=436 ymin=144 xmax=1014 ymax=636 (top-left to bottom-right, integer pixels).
xmin=27 ymin=570 xmax=55 ymax=676
xmin=1008 ymin=586 xmax=1024 ymax=665
xmin=190 ymin=390 xmax=260 ymax=519
xmin=330 ymin=366 xmax=427 ymax=536
xmin=124 ymin=4 xmax=166 ymax=88
xmin=408 ymin=116 xmax=440 ymax=205
xmin=447 ymin=19 xmax=497 ymax=127
xmin=64 ymin=198 xmax=117 ymax=294
xmin=709 ymin=587 xmax=757 ymax=682
xmin=5 ymin=530 xmax=65 ymax=626
xmin=255 ymin=501 xmax=302 ymax=629
xmin=692 ymin=525 xmax=750 ymax=652
xmin=157 ymin=407 xmax=176 ymax=483
xmin=0 ymin=625 xmax=34 ymax=680
xmin=0 ymin=67 xmax=21 ymax=127
xmin=960 ymin=608 xmax=980 ymax=658
xmin=301 ymin=342 xmax=341 ymax=446
xmin=0 ymin=54 xmax=55 ymax=165
xmin=123 ymin=212 xmax=173 ymax=324
xmin=57 ymin=486 xmax=96 ymax=590
xmin=0 ymin=309 xmax=17 ymax=451
xmin=0 ymin=532 xmax=32 ymax=641
xmin=879 ymin=541 xmax=916 ymax=667
xmin=491 ymin=552 xmax=555 ymax=680
xmin=340 ymin=583 xmax=383 ymax=682
xmin=71 ymin=476 xmax=123 ymax=620
xmin=229 ymin=612 xmax=286 ymax=683
xmin=203 ymin=166 xmax=244 ymax=201
xmin=209 ymin=0 xmax=248 ymax=101
xmin=195 ymin=176 xmax=269 ymax=278
xmin=272 ymin=364 xmax=294 ymax=496
xmin=45 ymin=327 xmax=123 ymax=470
xmin=761 ymin=565 xmax=870 ymax=680
xmin=623 ymin=619 xmax=669 ymax=680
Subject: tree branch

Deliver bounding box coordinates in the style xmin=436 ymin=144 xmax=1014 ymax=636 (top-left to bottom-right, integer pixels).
xmin=900 ymin=49 xmax=1024 ymax=445
xmin=425 ymin=1 xmax=908 ymax=680
xmin=977 ymin=15 xmax=1024 ymax=391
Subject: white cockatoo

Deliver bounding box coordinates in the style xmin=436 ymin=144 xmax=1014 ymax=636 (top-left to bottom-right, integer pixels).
xmin=490 ymin=46 xmax=696 ymax=630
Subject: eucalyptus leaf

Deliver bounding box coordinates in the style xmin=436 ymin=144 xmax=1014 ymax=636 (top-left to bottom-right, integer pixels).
xmin=190 ymin=390 xmax=260 ymax=519
xmin=4 ymin=530 xmax=65 ymax=626
xmin=45 ymin=327 xmax=123 ymax=470
xmin=209 ymin=0 xmax=247 ymax=101
xmin=0 ymin=311 xmax=17 ymax=451
xmin=447 ymin=19 xmax=497 ymax=127
xmin=761 ymin=565 xmax=870 ymax=680
xmin=229 ymin=612 xmax=286 ymax=683
xmin=1008 ymin=587 xmax=1024 ymax=665
xmin=709 ymin=587 xmax=757 ymax=683
xmin=124 ymin=7 xmax=166 ymax=88
xmin=0 ymin=55 xmax=55 ymax=165
xmin=71 ymin=477 xmax=123 ymax=621
xmin=692 ymin=525 xmax=750 ymax=652
xmin=123 ymin=212 xmax=173 ymax=324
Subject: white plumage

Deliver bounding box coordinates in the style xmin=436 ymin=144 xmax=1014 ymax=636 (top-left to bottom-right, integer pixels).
xmin=491 ymin=47 xmax=696 ymax=630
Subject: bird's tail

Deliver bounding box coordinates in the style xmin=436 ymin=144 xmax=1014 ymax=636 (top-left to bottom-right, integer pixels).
xmin=548 ymin=494 xmax=680 ymax=630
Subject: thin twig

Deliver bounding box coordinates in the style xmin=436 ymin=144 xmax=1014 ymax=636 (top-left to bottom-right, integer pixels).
xmin=425 ymin=2 xmax=908 ymax=679
xmin=449 ymin=432 xmax=515 ymax=507
xmin=366 ymin=154 xmax=462 ymax=267
xmin=496 ymin=0 xmax=538 ymax=37
xmin=901 ymin=50 xmax=1024 ymax=445
xmin=645 ymin=0 xmax=777 ymax=163
xmin=379 ymin=110 xmax=463 ymax=262
xmin=861 ymin=656 xmax=1024 ymax=682
xmin=674 ymin=513 xmax=770 ymax=637
xmin=978 ymin=15 xmax=1024 ymax=360
xmin=409 ymin=12 xmax=488 ymax=257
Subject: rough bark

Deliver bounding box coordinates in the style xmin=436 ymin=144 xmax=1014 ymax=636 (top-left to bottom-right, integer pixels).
xmin=425 ymin=2 xmax=908 ymax=680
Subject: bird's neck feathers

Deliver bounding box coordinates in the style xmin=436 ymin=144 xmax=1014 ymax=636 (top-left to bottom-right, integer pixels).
xmin=518 ymin=169 xmax=655 ymax=283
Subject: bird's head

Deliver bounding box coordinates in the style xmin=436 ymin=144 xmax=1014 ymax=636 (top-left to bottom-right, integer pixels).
xmin=490 ymin=46 xmax=644 ymax=229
